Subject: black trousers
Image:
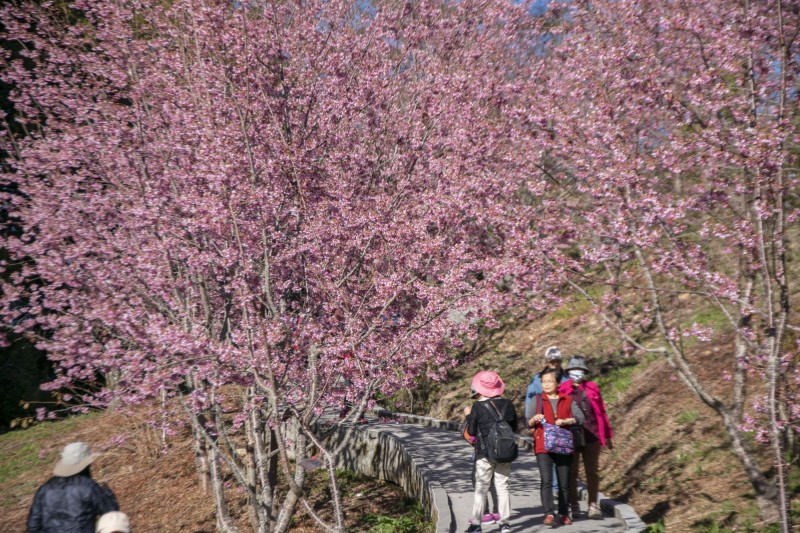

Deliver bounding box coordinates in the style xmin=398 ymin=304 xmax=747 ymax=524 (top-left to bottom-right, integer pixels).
xmin=536 ymin=452 xmax=572 ymax=516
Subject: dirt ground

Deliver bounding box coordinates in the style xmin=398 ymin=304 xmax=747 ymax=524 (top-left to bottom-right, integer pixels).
xmin=0 ymin=409 xmax=426 ymax=533
xmin=421 ymin=306 xmax=790 ymax=532
xmin=2 ymin=299 xmax=794 ymax=532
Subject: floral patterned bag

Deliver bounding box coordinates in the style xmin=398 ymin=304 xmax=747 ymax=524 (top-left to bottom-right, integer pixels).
xmin=536 ymin=394 xmax=575 ymax=455
xmin=542 ymin=422 xmax=574 ymax=455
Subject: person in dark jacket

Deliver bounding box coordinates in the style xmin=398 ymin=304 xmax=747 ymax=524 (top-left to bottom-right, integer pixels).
xmin=27 ymin=441 xmax=119 ymax=533
xmin=464 ymin=371 xmax=518 ymax=533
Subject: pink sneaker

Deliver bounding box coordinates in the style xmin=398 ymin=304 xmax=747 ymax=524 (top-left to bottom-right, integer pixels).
xmin=481 ymin=514 xmax=496 ymax=525
xmin=493 ymin=513 xmax=502 ymax=522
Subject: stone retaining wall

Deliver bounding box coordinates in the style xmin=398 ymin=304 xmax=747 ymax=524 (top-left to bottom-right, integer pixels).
xmin=322 ymin=418 xmax=451 ymax=531
xmin=320 ymin=408 xmax=646 ymax=532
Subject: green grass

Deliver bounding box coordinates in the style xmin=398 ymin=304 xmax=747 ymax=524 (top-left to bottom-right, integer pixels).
xmin=688 ymin=497 xmax=793 ymax=532
xmin=676 ymin=410 xmax=700 ymax=424
xmin=0 ymin=417 xmax=86 ymax=486
xmin=550 ymin=299 xmax=593 ymax=320
xmin=304 ymin=468 xmax=434 ymax=533
xmin=594 ymin=361 xmax=641 ymax=404
xmin=361 ymin=514 xmax=420 ymax=533
xmin=678 ymin=305 xmax=730 ymax=350
xmin=690 ymin=306 xmax=729 ymax=329
xmin=647 ymin=518 xmax=666 ymax=533
xmin=359 ymin=497 xmax=432 ymax=533
xmin=0 ymin=416 xmax=93 ymax=508
xmin=668 ymin=442 xmax=710 ymax=471
xmin=788 ymin=459 xmax=800 ymax=494
xmin=550 ymin=286 xmax=604 ymax=321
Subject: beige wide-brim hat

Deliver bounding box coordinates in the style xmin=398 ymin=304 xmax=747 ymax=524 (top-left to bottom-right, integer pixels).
xmin=53 ymin=442 xmax=100 ymax=477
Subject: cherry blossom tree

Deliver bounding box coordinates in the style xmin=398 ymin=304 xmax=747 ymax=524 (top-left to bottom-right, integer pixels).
xmin=1 ymin=0 xmax=555 ymax=530
xmin=516 ymin=0 xmax=799 ymax=528
xmin=7 ymin=0 xmax=795 ymax=529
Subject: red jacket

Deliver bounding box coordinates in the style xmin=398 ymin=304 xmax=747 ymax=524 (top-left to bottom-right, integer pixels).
xmin=530 ymin=393 xmax=574 ymax=454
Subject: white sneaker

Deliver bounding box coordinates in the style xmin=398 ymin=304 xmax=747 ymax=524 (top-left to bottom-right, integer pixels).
xmin=588 ymin=503 xmax=602 ymax=519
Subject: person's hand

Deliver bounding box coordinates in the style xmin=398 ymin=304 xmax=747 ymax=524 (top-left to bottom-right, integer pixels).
xmin=555 ymin=418 xmax=574 ymax=426
xmin=606 ymin=438 xmax=614 ymax=450
xmin=528 ymin=414 xmax=544 ymax=426
xmin=463 ymin=406 xmax=471 ymax=416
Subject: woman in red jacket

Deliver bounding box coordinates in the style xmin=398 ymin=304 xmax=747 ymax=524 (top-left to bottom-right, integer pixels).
xmin=527 ymin=368 xmax=584 ymax=526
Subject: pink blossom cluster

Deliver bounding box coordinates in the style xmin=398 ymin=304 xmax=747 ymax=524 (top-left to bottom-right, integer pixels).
xmin=0 ymin=0 xmax=561 ymax=423
xmin=1 ymin=0 xmax=798 ymax=525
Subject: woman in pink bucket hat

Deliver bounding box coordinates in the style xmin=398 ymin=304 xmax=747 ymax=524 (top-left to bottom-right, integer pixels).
xmin=463 ymin=371 xmax=518 ymax=533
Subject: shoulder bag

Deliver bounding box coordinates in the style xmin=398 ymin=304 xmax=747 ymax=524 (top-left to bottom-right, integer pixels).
xmin=537 ymin=394 xmax=575 ymax=455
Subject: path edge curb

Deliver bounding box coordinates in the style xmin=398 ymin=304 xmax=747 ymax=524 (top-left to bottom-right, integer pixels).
xmin=319 ymin=411 xmax=452 ymax=532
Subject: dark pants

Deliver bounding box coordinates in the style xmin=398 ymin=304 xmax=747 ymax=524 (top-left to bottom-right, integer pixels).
xmin=536 ymin=452 xmax=572 ymax=516
xmin=570 ymin=440 xmax=601 ymax=505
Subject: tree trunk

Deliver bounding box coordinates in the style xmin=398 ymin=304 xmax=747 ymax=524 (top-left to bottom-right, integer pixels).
xmin=191 ymin=413 xmax=210 ymax=494
xmin=209 ymin=443 xmax=240 ymax=533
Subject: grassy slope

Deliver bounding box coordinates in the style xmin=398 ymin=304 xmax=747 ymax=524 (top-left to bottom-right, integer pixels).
xmin=2 ymin=273 xmax=797 ymax=532
xmin=0 ymin=410 xmax=217 ymax=533
xmin=415 ymin=300 xmax=792 ymax=532
xmin=0 ymin=409 xmax=429 ymax=533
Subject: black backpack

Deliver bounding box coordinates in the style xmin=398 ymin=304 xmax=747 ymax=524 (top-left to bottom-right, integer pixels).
xmin=480 ymin=400 xmax=519 ymax=463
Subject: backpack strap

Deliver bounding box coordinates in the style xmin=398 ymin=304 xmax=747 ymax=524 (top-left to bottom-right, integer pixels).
xmin=484 ymin=398 xmax=505 ymax=421
xmin=478 ymin=400 xmax=507 ymax=451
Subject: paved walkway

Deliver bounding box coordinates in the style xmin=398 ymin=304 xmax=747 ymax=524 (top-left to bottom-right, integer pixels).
xmin=361 ymin=414 xmax=635 ymax=532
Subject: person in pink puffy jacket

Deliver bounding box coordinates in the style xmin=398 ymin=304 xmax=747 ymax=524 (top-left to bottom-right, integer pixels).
xmin=558 ymin=356 xmax=614 ymax=520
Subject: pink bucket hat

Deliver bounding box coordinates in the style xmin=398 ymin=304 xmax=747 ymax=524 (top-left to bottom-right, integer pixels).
xmin=470 ymin=371 xmax=505 ymax=398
